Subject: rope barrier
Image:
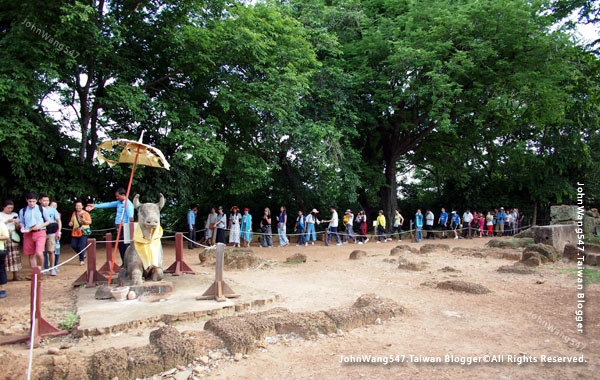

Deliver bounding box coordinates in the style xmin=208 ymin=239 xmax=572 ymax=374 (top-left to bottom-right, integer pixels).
xmin=26 ymin=271 xmax=37 ymax=380
xmin=40 ymin=243 xmax=92 ymax=274
xmin=182 ymin=234 xmax=216 ymax=249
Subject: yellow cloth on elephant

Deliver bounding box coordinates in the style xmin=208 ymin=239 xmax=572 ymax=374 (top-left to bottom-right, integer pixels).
xmin=133 ymin=225 xmax=163 ymax=269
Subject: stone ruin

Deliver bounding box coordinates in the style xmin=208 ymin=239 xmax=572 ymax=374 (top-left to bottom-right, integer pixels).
xmin=550 ymin=205 xmax=600 ymax=236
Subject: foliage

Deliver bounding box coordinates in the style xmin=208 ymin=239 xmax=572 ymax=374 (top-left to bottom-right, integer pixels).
xmin=59 ymin=312 xmax=79 ymax=331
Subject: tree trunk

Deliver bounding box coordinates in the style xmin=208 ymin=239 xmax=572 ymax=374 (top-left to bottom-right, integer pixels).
xmin=532 ymin=201 xmax=538 ymax=226
xmin=380 ymin=155 xmax=398 ymax=233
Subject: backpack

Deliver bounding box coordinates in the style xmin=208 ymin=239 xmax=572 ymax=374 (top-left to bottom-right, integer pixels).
xmin=20 ymin=205 xmax=59 ymax=234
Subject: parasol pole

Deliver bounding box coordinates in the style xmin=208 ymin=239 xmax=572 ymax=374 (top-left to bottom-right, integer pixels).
xmin=107 ymin=132 xmax=144 ymax=285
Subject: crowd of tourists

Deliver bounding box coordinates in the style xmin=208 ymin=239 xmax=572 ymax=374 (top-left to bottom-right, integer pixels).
xmin=186 ymin=205 xmax=525 ymax=248
xmin=0 ymin=188 xmax=135 ymax=298
xmin=0 ymin=186 xmax=525 ymax=299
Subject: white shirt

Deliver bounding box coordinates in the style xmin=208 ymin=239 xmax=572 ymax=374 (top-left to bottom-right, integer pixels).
xmin=425 ymin=212 xmax=434 ymax=226
xmin=306 ymin=214 xmax=319 ymax=224
xmin=463 ymin=212 xmax=473 ymax=223
xmin=0 ymin=211 xmax=18 ymax=232
xmin=329 ymin=211 xmax=338 ymax=228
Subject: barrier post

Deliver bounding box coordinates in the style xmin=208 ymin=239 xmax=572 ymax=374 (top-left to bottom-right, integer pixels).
xmin=196 ymin=243 xmax=239 ymax=302
xmin=98 ymin=233 xmax=122 ymax=275
xmin=164 ymin=233 xmax=195 ymax=276
xmin=0 ymin=267 xmax=67 ymax=348
xmin=72 ymin=238 xmax=108 ymax=287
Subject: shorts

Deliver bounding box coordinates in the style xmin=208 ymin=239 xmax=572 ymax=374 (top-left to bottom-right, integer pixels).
xmin=45 ymin=235 xmax=56 ymax=252
xmin=23 ymin=230 xmax=47 ymax=256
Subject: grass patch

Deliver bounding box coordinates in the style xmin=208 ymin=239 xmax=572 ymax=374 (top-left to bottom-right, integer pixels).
xmin=283 ymin=260 xmax=304 ymax=265
xmin=549 ymin=267 xmax=600 ymax=285
xmin=59 ymin=312 xmax=79 ymax=331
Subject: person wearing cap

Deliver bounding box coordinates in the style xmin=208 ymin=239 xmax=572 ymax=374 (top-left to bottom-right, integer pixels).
xmin=215 ymin=206 xmax=227 ymax=244
xmin=241 ymin=208 xmax=252 ymax=247
xmin=305 ymin=209 xmax=320 ymax=245
xmin=496 ymin=207 xmax=506 ymax=237
xmin=376 ymin=210 xmax=387 ymax=243
xmin=415 ymin=209 xmax=423 ymax=242
xmin=229 ymin=206 xmax=241 ymax=247
xmin=187 ymin=204 xmax=198 ymax=249
xmin=451 ymin=211 xmax=461 ymax=239
xmin=323 ymin=206 xmax=342 ymax=246
xmin=295 ymin=210 xmax=307 ymax=246
xmin=343 ymin=209 xmax=356 ymax=244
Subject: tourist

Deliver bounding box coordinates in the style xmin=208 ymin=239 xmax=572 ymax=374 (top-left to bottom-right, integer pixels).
xmin=393 ymin=209 xmax=404 ymax=242
xmin=0 ymin=215 xmax=9 ymax=298
xmin=472 ymin=211 xmax=481 ymax=238
xmin=462 ymin=209 xmax=473 ymax=239
xmin=512 ymin=208 xmax=519 ymax=235
xmin=205 ymin=207 xmax=218 ymax=245
xmin=324 ymin=206 xmax=342 ymax=246
xmin=69 ymin=201 xmax=92 ymax=264
xmin=187 ymin=204 xmax=197 ymax=249
xmin=277 ymin=206 xmax=289 ymax=247
xmin=229 ymin=206 xmax=241 ymax=247
xmin=506 ymin=210 xmax=514 ymax=237
xmin=376 ymin=210 xmax=387 ymax=243
xmin=50 ymin=201 xmax=61 ymax=270
xmin=260 ymin=208 xmax=273 ymax=247
xmin=305 ymin=209 xmax=319 ymax=245
xmin=343 ymin=209 xmax=356 ymax=244
xmin=86 ymin=187 xmax=134 ymax=265
xmin=18 ymin=193 xmax=50 ymax=270
xmin=415 ymin=209 xmax=423 ymax=242
xmin=39 ymin=195 xmax=61 ymax=275
xmin=479 ymin=212 xmax=485 ymax=237
xmin=472 ymin=211 xmax=479 ymax=238
xmin=517 ymin=208 xmax=525 ymax=234
xmin=0 ymin=200 xmax=23 ymax=281
xmin=215 ymin=206 xmax=227 ymax=244
xmin=451 ymin=211 xmax=461 ymax=239
xmin=241 ymin=208 xmax=252 ymax=247
xmin=438 ymin=208 xmax=448 ymax=239
xmin=425 ymin=209 xmax=435 ymax=240
xmin=295 ymin=210 xmax=307 ymax=246
xmin=496 ymin=207 xmax=506 ymax=237
xmin=356 ymin=210 xmax=368 ymax=244
xmin=486 ymin=211 xmax=494 ymax=237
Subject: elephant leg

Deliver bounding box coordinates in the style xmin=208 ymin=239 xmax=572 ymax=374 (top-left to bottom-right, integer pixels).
xmin=150 ymin=267 xmax=164 ymax=282
xmin=131 ymin=268 xmax=143 ymax=286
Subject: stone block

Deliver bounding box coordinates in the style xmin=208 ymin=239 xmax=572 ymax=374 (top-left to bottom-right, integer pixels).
xmin=532 ymin=225 xmax=577 ymax=253
xmin=550 ymin=205 xmax=579 ymax=224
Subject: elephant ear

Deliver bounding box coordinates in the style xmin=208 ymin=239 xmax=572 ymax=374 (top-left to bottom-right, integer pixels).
xmin=133 ymin=194 xmax=141 ymax=210
xmin=157 ymin=193 xmax=165 ymax=210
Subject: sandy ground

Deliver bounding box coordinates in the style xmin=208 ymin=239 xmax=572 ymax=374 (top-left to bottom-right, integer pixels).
xmin=0 ymin=235 xmax=598 ymax=380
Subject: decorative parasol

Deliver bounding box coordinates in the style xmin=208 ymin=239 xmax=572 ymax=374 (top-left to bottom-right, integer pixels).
xmin=96 ymin=132 xmax=170 ymax=284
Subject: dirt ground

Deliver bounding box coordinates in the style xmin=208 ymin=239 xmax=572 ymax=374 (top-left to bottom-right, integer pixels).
xmin=0 ymin=235 xmax=598 ymax=380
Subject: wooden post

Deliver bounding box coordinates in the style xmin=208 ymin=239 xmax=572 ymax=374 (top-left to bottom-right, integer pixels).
xmin=72 ymin=238 xmax=108 ymax=287
xmin=98 ymin=233 xmax=122 ymax=275
xmin=1 ymin=268 xmax=67 ymax=348
xmin=196 ymin=243 xmax=239 ymax=302
xmin=164 ymin=232 xmax=195 ymax=276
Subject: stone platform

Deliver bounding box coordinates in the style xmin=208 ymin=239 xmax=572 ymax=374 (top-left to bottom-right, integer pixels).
xmin=76 ymin=273 xmax=280 ymax=337
xmin=532 ymin=225 xmax=577 ymax=253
